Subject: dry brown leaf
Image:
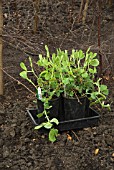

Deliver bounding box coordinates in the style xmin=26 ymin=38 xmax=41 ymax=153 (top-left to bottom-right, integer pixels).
xmin=94 ymin=148 xmax=99 ymax=155
xmin=103 ymin=75 xmax=110 ymax=80
xmin=67 ymin=134 xmax=72 ymax=140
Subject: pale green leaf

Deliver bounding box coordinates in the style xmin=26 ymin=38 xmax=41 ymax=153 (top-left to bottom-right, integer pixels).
xmin=34 ymin=124 xmax=43 ymax=130
xmin=20 ymin=71 xmax=28 ymax=79
xmin=90 ymin=59 xmax=99 ymax=66
xmin=50 ymin=118 xmax=59 ymax=125
xmin=88 ymin=68 xmax=94 ymax=74
xmin=45 ymin=72 xmax=51 ymax=80
xmin=62 ymin=78 xmax=69 ymax=85
xmin=100 ymin=85 xmax=107 ymax=91
xmin=20 ymin=62 xmax=27 ymax=71
xmin=91 ymin=92 xmax=99 ymax=99
xmin=44 ymin=122 xmax=53 ymax=129
xmin=82 ymin=72 xmax=88 ymax=78
xmin=100 ymin=85 xmax=109 ymax=95
xmin=37 ymin=112 xmax=44 ymax=118
xmin=49 ymin=128 xmax=58 ymax=142
xmin=79 ymin=50 xmax=85 ymax=59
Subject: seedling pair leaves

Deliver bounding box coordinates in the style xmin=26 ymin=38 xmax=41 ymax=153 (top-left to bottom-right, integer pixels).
xmin=35 ymin=118 xmax=59 ymax=130
xmin=35 ymin=118 xmax=59 ymax=142
xmin=20 ymin=62 xmax=28 ymax=79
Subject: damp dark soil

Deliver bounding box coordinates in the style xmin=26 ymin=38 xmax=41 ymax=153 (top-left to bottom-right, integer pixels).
xmin=1 ymin=1 xmax=114 ymax=170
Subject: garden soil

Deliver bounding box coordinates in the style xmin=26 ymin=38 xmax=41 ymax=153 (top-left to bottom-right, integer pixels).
xmin=1 ymin=1 xmax=114 ymax=170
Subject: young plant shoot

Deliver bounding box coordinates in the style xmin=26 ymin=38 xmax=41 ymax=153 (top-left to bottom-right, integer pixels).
xmin=20 ymin=45 xmax=110 ymax=142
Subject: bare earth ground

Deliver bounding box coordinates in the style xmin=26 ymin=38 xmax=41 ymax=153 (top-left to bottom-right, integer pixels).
xmin=0 ymin=1 xmax=114 ymax=170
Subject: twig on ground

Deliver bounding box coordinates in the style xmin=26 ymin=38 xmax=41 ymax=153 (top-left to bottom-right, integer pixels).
xmin=71 ymin=130 xmax=80 ymax=142
xmin=1 ymin=68 xmax=35 ymax=96
xmin=82 ymin=0 xmax=90 ymax=24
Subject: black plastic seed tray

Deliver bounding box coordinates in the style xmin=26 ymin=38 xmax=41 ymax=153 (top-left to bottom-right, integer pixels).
xmin=27 ymin=108 xmax=100 ymax=131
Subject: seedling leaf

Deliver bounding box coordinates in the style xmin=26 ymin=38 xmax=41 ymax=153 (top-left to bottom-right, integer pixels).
xmin=34 ymin=124 xmax=43 ymax=130
xmin=20 ymin=71 xmax=28 ymax=79
xmin=82 ymin=72 xmax=88 ymax=78
xmin=37 ymin=112 xmax=44 ymax=118
xmin=49 ymin=128 xmax=58 ymax=142
xmin=90 ymin=59 xmax=99 ymax=66
xmin=50 ymin=118 xmax=59 ymax=125
xmin=44 ymin=122 xmax=53 ymax=129
xmin=20 ymin=62 xmax=27 ymax=71
xmin=100 ymin=85 xmax=108 ymax=95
